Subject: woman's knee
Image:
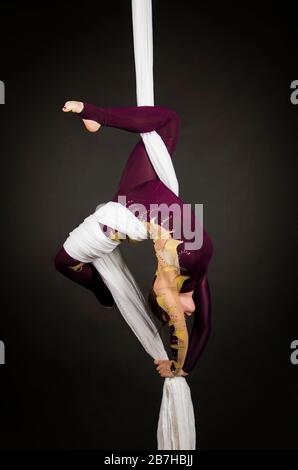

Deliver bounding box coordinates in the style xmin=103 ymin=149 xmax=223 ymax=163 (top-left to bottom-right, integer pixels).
xmin=54 ymin=246 xmax=85 ymax=275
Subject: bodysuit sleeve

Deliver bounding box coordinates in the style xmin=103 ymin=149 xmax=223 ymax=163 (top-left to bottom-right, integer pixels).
xmin=182 ymin=274 xmax=212 ymax=374
xmin=79 ymin=103 xmax=180 ymax=156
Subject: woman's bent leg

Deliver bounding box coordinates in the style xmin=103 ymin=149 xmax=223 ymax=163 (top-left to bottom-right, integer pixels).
xmin=54 ymin=246 xmax=114 ymax=308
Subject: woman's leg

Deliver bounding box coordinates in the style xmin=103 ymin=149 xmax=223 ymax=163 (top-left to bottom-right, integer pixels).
xmin=54 ymin=246 xmax=114 ymax=308
xmin=77 ymin=103 xmax=181 ymax=192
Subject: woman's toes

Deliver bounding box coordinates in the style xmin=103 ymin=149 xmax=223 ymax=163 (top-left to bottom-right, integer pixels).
xmin=62 ymin=100 xmax=84 ymax=113
xmin=82 ymin=119 xmax=101 ymax=133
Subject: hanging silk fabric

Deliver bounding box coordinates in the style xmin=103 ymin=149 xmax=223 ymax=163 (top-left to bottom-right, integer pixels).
xmin=63 ymin=0 xmax=196 ymax=450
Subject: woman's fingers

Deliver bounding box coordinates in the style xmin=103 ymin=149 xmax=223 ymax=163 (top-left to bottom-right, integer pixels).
xmin=157 ymin=364 xmax=169 ymax=372
xmin=159 ymin=370 xmax=174 ymax=378
xmin=154 ymin=359 xmax=169 ymax=368
xmin=156 ymin=361 xmax=173 ymax=376
xmin=155 ymin=363 xmax=174 ymax=377
xmin=154 ymin=359 xmax=174 ymax=377
xmin=154 ymin=359 xmax=165 ymax=365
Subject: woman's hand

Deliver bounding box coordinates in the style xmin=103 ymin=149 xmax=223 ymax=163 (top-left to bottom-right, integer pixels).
xmin=154 ymin=359 xmax=189 ymax=378
xmin=154 ymin=359 xmax=174 ymax=377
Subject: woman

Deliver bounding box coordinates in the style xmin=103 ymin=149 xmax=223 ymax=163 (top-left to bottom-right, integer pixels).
xmin=54 ymin=101 xmax=213 ymax=378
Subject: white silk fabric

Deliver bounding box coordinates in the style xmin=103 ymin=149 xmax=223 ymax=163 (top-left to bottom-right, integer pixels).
xmin=63 ymin=0 xmax=196 ymax=450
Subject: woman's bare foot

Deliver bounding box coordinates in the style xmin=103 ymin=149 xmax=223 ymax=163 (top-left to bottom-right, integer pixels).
xmin=62 ymin=100 xmax=101 ymax=133
xmin=62 ymin=100 xmax=84 ymax=114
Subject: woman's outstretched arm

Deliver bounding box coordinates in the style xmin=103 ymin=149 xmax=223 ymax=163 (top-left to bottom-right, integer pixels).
xmin=155 ymin=287 xmax=189 ymax=376
xmin=150 ymin=223 xmax=189 ymax=377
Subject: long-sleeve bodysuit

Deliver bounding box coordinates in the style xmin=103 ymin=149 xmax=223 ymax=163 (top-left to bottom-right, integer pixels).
xmin=55 ymin=103 xmax=213 ymax=374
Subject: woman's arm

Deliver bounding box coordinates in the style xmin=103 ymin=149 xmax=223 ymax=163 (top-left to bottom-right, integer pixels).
xmin=155 ymin=288 xmax=189 ymax=376
xmin=79 ymin=103 xmax=180 ymax=156
xmin=149 ymin=221 xmax=190 ymax=376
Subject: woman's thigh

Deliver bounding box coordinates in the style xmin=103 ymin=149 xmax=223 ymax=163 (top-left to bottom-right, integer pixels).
xmin=116 ymin=140 xmax=158 ymax=193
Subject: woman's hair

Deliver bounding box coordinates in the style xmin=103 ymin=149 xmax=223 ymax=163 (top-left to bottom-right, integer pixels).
xmin=148 ymin=286 xmax=169 ymax=326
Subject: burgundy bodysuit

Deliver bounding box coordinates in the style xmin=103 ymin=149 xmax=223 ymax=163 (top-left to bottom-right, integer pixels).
xmin=55 ymin=103 xmax=213 ymax=374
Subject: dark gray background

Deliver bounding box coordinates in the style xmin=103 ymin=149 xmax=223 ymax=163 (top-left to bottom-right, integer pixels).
xmin=0 ymin=1 xmax=297 ymax=450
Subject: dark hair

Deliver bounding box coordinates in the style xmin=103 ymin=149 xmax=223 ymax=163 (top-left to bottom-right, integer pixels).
xmin=148 ymin=286 xmax=169 ymax=326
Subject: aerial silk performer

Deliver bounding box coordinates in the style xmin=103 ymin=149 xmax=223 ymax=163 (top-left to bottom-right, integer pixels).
xmin=54 ymin=0 xmax=213 ymax=450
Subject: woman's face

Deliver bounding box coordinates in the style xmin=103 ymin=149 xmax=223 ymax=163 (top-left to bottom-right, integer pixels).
xmin=179 ymin=290 xmax=196 ymax=316
xmin=161 ymin=290 xmax=195 ymax=323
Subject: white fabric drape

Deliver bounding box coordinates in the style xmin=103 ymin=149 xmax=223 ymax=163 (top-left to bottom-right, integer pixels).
xmin=131 ymin=0 xmax=179 ymax=196
xmin=131 ymin=0 xmax=195 ymax=449
xmin=63 ymin=0 xmax=196 ymax=450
